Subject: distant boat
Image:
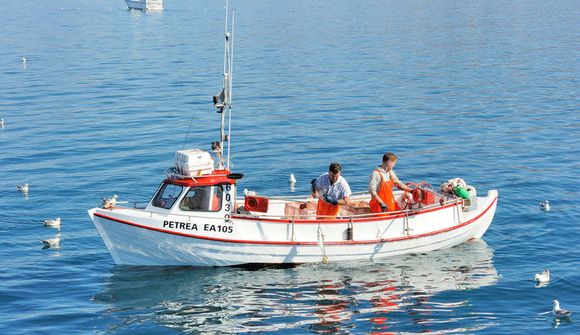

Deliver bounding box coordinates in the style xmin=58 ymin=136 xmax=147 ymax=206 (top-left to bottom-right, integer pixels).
xmin=125 ymin=0 xmax=163 ymax=11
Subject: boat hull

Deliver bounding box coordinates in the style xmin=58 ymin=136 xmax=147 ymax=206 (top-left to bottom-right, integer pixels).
xmin=89 ymin=190 xmax=498 ymax=266
xmin=125 ymin=0 xmax=163 ymax=11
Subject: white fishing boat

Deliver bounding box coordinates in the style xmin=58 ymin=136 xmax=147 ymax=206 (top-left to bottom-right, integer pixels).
xmin=88 ymin=5 xmax=498 ymax=267
xmin=125 ymin=0 xmax=163 ymax=11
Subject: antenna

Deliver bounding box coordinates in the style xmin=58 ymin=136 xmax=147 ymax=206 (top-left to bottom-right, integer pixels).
xmin=213 ymin=0 xmax=235 ymax=170
xmin=227 ymin=12 xmax=235 ymax=169
xmin=223 ymin=0 xmax=229 ymax=80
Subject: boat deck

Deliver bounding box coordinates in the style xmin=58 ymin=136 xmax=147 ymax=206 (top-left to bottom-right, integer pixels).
xmin=234 ymin=191 xmax=456 ymax=221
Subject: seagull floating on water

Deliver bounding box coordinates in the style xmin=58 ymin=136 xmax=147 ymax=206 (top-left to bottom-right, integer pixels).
xmin=42 ymin=217 xmax=61 ymax=228
xmin=16 ymin=183 xmax=29 ymax=193
xmin=21 ymin=56 xmax=26 ymax=64
xmin=552 ymin=300 xmax=572 ymax=318
xmin=42 ymin=234 xmax=61 ymax=249
xmin=534 ymin=269 xmax=550 ymax=283
xmin=0 ymin=118 xmax=4 ymax=128
xmin=289 ymin=173 xmax=296 ymax=184
xmin=540 ymin=200 xmax=550 ymax=212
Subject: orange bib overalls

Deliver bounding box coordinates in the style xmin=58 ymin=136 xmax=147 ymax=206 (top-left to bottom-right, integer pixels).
xmin=369 ymin=169 xmax=400 ymax=213
xmin=316 ymin=197 xmax=341 ymax=220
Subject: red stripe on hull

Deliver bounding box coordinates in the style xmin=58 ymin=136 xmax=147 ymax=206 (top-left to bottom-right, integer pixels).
xmin=94 ymin=196 xmax=496 ymax=246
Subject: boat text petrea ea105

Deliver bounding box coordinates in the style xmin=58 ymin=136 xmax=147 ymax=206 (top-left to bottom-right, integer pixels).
xmin=87 ymin=5 xmax=498 ymax=267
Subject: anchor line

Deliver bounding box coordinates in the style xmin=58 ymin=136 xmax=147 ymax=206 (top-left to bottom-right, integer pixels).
xmin=317 ymin=223 xmax=329 ymax=263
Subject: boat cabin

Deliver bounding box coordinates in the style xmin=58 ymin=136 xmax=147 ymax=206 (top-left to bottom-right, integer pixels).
xmin=145 ymin=170 xmax=239 ymax=215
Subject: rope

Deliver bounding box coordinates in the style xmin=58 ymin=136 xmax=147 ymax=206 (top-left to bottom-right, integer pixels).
xmin=317 ymin=224 xmax=329 ymax=264
xmin=406 ymin=181 xmax=431 ymax=188
xmin=404 ymin=212 xmax=410 ymax=235
xmin=181 ymin=112 xmax=197 ymax=150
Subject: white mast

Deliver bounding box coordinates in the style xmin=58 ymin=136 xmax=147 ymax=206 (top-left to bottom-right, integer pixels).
xmin=227 ymin=12 xmax=235 ymax=169
xmin=213 ymin=0 xmax=234 ymax=170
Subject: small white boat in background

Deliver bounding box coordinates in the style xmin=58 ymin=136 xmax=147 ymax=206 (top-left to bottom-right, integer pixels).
xmin=125 ymin=0 xmax=163 ymax=11
xmin=88 ymin=4 xmax=498 ymax=266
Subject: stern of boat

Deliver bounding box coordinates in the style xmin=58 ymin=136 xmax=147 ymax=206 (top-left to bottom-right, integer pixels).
xmin=470 ymin=189 xmax=498 ymax=239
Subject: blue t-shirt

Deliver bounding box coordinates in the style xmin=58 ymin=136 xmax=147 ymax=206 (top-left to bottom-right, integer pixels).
xmin=315 ymin=172 xmax=352 ymax=203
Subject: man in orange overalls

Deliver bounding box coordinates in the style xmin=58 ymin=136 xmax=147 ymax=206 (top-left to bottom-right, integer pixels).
xmin=369 ymin=152 xmax=412 ymax=213
xmin=311 ymin=162 xmax=352 ymax=220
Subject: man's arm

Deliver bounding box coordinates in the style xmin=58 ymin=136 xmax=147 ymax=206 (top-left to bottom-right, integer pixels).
xmin=339 ymin=180 xmax=353 ymax=206
xmin=311 ymin=178 xmax=319 ymax=198
xmin=339 ymin=196 xmax=353 ymax=206
xmin=391 ymin=171 xmax=412 ymax=192
xmin=397 ymin=181 xmax=412 ymax=192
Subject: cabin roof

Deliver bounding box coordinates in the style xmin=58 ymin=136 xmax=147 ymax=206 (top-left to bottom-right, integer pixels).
xmin=165 ymin=169 xmax=239 ymax=187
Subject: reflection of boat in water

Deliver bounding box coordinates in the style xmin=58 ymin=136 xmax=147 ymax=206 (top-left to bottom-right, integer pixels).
xmin=92 ymin=239 xmax=499 ymax=333
xmin=88 ymin=3 xmax=498 ymax=267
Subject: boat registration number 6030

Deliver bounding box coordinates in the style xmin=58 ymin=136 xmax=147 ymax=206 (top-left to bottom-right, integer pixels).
xmin=224 ymin=184 xmax=233 ymax=223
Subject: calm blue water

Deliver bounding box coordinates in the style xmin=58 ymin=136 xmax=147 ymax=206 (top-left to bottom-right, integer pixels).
xmin=1 ymin=0 xmax=579 ymax=333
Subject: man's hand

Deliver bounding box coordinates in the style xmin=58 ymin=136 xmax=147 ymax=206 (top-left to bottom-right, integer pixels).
xmin=380 ymin=203 xmax=388 ymax=212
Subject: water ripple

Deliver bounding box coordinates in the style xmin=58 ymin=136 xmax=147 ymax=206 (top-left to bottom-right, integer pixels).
xmin=1 ymin=0 xmax=579 ymax=333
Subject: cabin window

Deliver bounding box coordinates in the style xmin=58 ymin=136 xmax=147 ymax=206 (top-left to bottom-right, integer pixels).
xmin=179 ymin=185 xmax=223 ymax=212
xmin=152 ymin=183 xmax=183 ymax=209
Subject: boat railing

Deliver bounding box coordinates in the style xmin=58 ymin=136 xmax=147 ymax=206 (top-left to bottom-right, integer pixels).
xmin=164 ymin=167 xmax=199 ymax=181
xmin=123 ymin=190 xmax=462 ymax=221
xmin=265 ymin=190 xmax=370 ymax=201
xmin=232 ymin=197 xmax=463 ymax=221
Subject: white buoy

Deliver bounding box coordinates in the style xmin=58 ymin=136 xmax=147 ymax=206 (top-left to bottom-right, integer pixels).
xmin=16 ymin=183 xmax=29 ymax=193
xmin=42 ymin=217 xmax=61 ymax=228
xmin=540 ymin=200 xmax=550 ymax=212
xmin=42 ymin=234 xmax=61 ymax=249
xmin=534 ymin=269 xmax=550 ymax=283
xmin=552 ymin=300 xmax=572 ymax=318
xmin=289 ymin=173 xmax=296 ymax=184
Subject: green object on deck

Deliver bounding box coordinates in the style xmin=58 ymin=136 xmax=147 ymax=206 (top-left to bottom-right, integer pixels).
xmin=454 ymin=186 xmax=470 ymax=199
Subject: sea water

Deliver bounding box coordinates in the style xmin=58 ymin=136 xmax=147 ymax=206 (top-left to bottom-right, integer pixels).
xmin=0 ymin=0 xmax=579 ymax=333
